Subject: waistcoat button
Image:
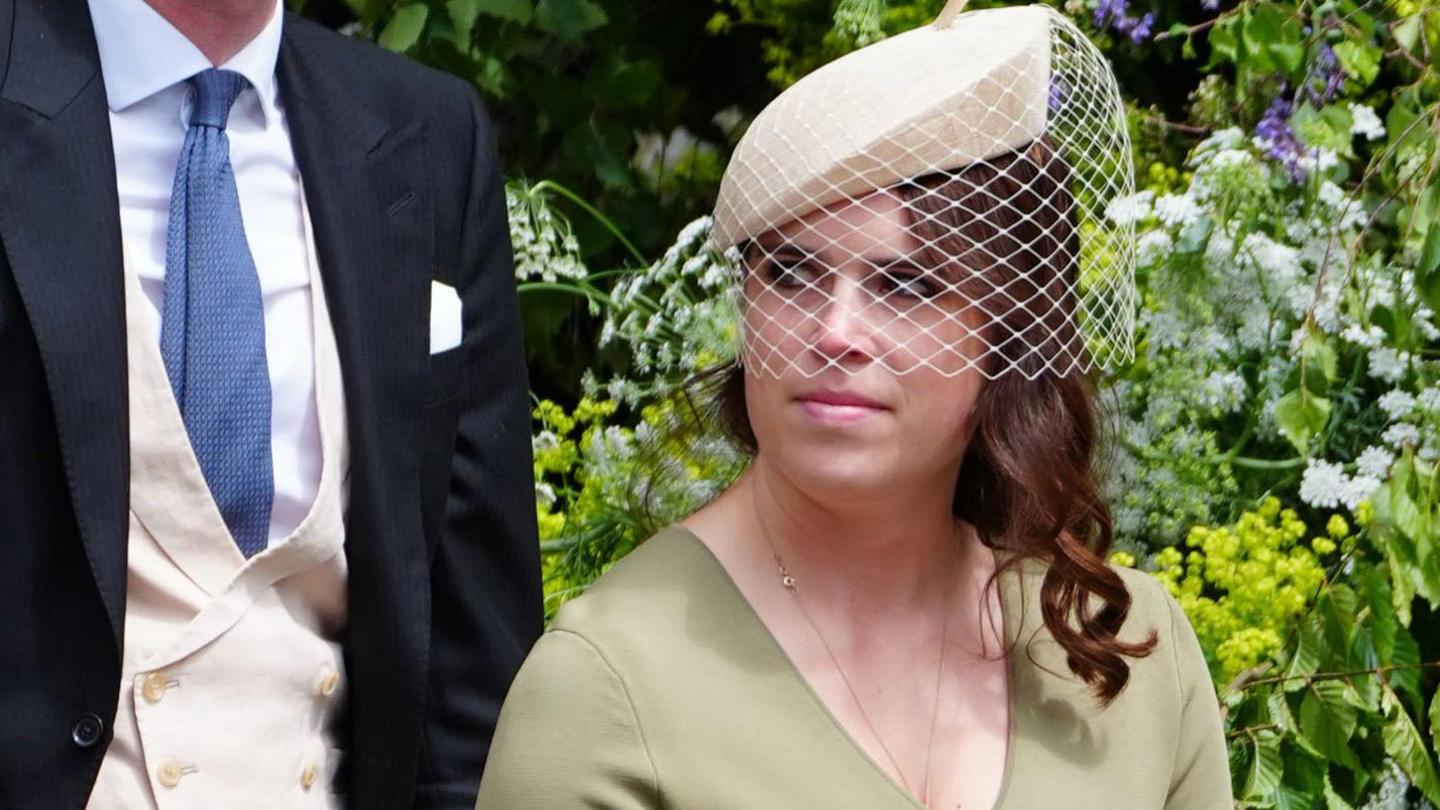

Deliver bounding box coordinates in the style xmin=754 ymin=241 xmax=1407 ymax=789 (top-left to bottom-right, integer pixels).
xmin=301 ymin=762 xmax=319 ymax=790
xmin=156 ymin=758 xmax=184 ymax=788
xmin=141 ymin=672 xmax=170 ymax=704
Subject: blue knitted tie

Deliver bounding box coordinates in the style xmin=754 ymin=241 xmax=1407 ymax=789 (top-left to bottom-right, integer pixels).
xmin=160 ymin=69 xmax=273 ymax=558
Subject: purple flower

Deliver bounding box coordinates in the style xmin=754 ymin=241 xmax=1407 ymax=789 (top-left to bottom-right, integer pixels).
xmin=1255 ymin=91 xmax=1308 ymax=181
xmin=1095 ymin=0 xmax=1155 ymax=44
xmin=1127 ymin=12 xmax=1155 ymax=42
xmin=1201 ymin=0 xmax=1219 ymax=10
xmin=1094 ymin=0 xmax=1127 ymax=29
xmin=1048 ymin=77 xmax=1068 ymax=113
xmin=1303 ymin=43 xmax=1345 ymax=105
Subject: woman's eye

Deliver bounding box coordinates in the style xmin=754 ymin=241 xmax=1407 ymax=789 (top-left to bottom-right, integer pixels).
xmin=877 ymin=270 xmax=941 ymax=299
xmin=761 ymin=258 xmax=820 ymax=289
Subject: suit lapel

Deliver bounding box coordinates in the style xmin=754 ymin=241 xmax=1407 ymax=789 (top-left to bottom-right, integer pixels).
xmin=0 ymin=0 xmax=128 ymax=646
xmin=278 ymin=18 xmax=434 ymax=797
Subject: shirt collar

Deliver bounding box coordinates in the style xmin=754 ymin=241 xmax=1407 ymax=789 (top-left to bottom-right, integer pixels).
xmin=86 ymin=0 xmax=284 ymax=126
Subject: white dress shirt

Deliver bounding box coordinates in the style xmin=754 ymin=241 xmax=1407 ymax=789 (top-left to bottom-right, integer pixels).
xmin=87 ymin=0 xmax=320 ymax=542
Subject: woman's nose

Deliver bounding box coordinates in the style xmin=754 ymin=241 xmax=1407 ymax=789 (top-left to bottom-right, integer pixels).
xmin=809 ymin=275 xmax=876 ymax=364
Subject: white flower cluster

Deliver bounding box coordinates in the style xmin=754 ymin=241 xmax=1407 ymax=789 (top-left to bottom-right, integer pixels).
xmin=1299 ymin=458 xmax=1381 ymax=511
xmin=1154 ymin=193 xmax=1204 ymax=228
xmin=1369 ymin=346 xmax=1413 ymax=383
xmin=1349 ymin=102 xmax=1387 ymax=141
xmin=507 ymin=182 xmax=588 ymax=283
xmin=1356 ymin=445 xmax=1396 ymax=478
xmin=595 ymin=217 xmax=739 ymax=403
xmin=1105 ymin=190 xmax=1155 ymax=227
xmin=1105 ymin=119 xmax=1440 ymax=545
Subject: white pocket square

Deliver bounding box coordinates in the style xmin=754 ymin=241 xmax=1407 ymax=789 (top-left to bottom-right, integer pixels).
xmin=429 ymin=280 xmax=463 ymax=354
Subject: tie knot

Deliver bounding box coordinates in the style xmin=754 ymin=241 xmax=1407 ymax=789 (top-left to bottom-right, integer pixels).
xmin=187 ymin=69 xmax=248 ymax=130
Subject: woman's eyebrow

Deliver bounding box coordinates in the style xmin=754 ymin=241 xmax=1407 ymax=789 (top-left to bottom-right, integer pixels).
xmin=756 ymin=240 xmax=823 ymax=260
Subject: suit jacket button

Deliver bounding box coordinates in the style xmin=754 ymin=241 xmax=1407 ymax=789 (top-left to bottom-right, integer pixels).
xmin=71 ymin=713 xmax=104 ymax=748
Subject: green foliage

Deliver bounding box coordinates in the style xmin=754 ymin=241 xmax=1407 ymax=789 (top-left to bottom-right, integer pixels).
xmin=1213 ymin=510 xmax=1439 ymax=808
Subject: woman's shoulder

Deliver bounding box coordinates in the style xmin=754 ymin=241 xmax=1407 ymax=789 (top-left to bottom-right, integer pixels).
xmin=1000 ymin=553 xmax=1206 ymax=701
xmin=1111 ymin=561 xmax=1188 ymax=638
xmin=1003 ymin=552 xmax=1189 ymax=645
xmin=546 ymin=525 xmax=738 ymax=655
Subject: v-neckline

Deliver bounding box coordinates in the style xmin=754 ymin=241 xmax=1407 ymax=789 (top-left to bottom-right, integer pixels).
xmin=667 ymin=525 xmax=1020 ymax=810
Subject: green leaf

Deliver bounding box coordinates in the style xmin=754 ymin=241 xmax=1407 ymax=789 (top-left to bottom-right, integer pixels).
xmin=1284 ymin=620 xmax=1323 ymax=692
xmin=1272 ymin=748 xmax=1325 ymax=810
xmin=1417 ymin=205 xmax=1440 ymax=311
xmin=1382 ymin=689 xmax=1440 ymax=804
xmin=589 ymin=59 xmax=664 ymax=110
xmin=1319 ymin=585 xmax=1358 ymax=656
xmin=1332 ymin=41 xmax=1382 ymax=87
xmin=1269 ymin=689 xmax=1300 ymax=732
xmin=1268 ymin=42 xmax=1305 ymax=73
xmin=1207 ymin=16 xmax=1239 ymax=68
xmin=1395 ymin=15 xmax=1423 ymax=53
xmin=1291 ymin=103 xmax=1355 ymax=160
xmin=1389 ymin=465 xmax=1427 ymax=541
xmin=1385 ymin=533 xmax=1417 ymax=626
xmin=378 ymin=3 xmax=428 ymax=52
xmin=342 ymin=0 xmax=390 ymax=25
xmin=1358 ymin=563 xmax=1398 ymax=661
xmin=474 ymin=0 xmax=533 ymax=24
xmin=1390 ymin=628 xmax=1422 ymax=707
xmin=1323 ymin=770 xmax=1355 ymax=810
xmin=1300 ymin=330 xmax=1339 ymax=387
xmin=1299 ymin=681 xmax=1361 ymax=769
xmin=1273 ymin=389 xmax=1331 ymax=452
xmin=1243 ymin=732 xmax=1285 ymax=799
xmin=446 ymin=0 xmax=480 ymax=40
xmin=532 ymin=0 xmax=608 ymax=40
xmin=561 ymin=123 xmax=633 ymax=192
xmin=1241 ymin=5 xmax=1283 ymax=71
xmin=1429 ymin=690 xmax=1440 ymax=755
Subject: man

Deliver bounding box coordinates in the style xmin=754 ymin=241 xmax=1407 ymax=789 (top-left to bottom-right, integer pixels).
xmin=0 ymin=0 xmax=543 ymax=807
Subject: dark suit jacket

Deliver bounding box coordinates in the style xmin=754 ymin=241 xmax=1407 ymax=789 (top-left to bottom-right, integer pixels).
xmin=0 ymin=1 xmax=544 ymax=807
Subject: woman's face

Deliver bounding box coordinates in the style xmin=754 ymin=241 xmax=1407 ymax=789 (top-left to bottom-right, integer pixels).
xmin=739 ymin=190 xmax=987 ymax=501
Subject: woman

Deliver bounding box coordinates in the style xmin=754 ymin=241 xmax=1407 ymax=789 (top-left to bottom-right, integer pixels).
xmin=478 ymin=3 xmax=1231 ymax=808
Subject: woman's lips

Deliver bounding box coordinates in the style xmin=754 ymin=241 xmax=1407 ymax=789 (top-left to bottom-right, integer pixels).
xmin=795 ymin=390 xmax=887 ymax=423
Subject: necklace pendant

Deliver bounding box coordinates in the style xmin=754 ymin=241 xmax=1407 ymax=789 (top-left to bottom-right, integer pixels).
xmin=774 ymin=554 xmax=798 ymax=590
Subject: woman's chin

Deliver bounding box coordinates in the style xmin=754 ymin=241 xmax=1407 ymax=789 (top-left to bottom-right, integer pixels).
xmin=771 ymin=449 xmax=897 ymax=499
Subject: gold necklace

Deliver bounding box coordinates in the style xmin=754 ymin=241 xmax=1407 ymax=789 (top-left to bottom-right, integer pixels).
xmin=763 ymin=528 xmax=960 ymax=807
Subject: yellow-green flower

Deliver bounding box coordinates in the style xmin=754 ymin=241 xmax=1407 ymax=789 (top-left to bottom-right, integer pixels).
xmin=1153 ymin=499 xmax=1334 ymax=685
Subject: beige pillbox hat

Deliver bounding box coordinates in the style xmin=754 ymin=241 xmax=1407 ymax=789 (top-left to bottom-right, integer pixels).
xmin=713 ymin=3 xmax=1054 ymax=251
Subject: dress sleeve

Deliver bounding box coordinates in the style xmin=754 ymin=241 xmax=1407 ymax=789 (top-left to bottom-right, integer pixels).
xmin=475 ymin=629 xmax=661 ymax=810
xmin=1160 ymin=585 xmax=1235 ymax=809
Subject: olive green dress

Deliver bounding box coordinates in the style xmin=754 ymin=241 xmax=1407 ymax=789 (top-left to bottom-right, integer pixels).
xmin=477 ymin=527 xmax=1233 ymax=809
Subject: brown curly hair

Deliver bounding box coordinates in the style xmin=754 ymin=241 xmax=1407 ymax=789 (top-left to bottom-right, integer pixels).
xmin=711 ymin=139 xmax=1155 ymax=704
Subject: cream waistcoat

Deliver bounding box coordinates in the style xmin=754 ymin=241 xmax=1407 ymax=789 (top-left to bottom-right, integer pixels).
xmin=88 ymin=198 xmax=351 ymax=810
